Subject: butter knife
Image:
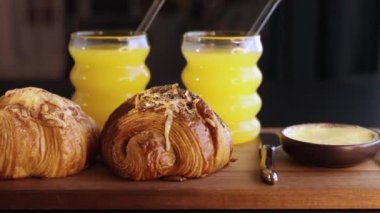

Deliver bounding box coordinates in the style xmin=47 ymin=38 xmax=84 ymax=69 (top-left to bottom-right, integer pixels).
xmin=259 ymin=133 xmax=280 ymax=185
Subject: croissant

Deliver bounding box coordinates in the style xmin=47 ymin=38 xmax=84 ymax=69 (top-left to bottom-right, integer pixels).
xmin=0 ymin=87 xmax=98 ymax=179
xmin=100 ymin=84 xmax=233 ymax=181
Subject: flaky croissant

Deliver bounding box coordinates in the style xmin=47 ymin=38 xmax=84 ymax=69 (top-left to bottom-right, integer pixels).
xmin=100 ymin=84 xmax=233 ymax=181
xmin=0 ymin=87 xmax=98 ymax=179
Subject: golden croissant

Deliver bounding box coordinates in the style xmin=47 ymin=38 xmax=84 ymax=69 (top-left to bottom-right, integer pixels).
xmin=100 ymin=84 xmax=233 ymax=181
xmin=0 ymin=87 xmax=99 ymax=179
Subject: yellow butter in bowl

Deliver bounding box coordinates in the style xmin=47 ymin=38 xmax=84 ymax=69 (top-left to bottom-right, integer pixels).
xmin=283 ymin=123 xmax=378 ymax=145
xmin=280 ymin=123 xmax=380 ymax=167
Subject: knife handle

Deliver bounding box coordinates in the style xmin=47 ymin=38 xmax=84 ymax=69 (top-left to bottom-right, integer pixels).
xmin=259 ymin=144 xmax=278 ymax=185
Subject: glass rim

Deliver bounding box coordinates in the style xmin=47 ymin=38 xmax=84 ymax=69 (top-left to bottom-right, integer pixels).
xmin=70 ymin=30 xmax=147 ymax=40
xmin=183 ymin=31 xmax=260 ymax=42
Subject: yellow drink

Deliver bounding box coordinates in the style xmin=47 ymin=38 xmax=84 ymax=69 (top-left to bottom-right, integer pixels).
xmin=181 ymin=32 xmax=263 ymax=144
xmin=69 ymin=31 xmax=150 ymax=128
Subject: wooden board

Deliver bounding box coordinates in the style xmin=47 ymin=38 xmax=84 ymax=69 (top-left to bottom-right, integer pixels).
xmin=0 ymin=128 xmax=380 ymax=209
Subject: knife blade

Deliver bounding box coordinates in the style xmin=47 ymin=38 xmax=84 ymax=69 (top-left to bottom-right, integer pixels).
xmin=259 ymin=133 xmax=281 ymax=185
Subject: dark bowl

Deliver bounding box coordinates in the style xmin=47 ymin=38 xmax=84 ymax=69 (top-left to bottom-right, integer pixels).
xmin=280 ymin=123 xmax=380 ymax=168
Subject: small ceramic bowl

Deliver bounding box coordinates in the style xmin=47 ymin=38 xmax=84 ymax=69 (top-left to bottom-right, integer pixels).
xmin=280 ymin=123 xmax=380 ymax=168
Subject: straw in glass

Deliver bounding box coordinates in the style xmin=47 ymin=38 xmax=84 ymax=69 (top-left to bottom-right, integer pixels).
xmin=136 ymin=0 xmax=166 ymax=33
xmin=247 ymin=0 xmax=283 ymax=35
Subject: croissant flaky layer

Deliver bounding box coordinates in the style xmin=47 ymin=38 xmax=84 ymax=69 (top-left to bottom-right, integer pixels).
xmin=101 ymin=84 xmax=233 ymax=181
xmin=0 ymin=87 xmax=99 ymax=179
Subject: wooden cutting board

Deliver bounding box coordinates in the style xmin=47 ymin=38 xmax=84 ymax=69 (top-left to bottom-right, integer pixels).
xmin=0 ymin=128 xmax=380 ymax=210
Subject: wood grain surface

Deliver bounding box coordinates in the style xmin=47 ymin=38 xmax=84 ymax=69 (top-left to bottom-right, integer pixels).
xmin=0 ymin=128 xmax=380 ymax=210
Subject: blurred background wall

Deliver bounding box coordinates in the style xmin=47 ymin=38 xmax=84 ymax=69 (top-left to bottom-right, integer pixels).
xmin=0 ymin=0 xmax=379 ymax=127
xmin=0 ymin=0 xmax=65 ymax=79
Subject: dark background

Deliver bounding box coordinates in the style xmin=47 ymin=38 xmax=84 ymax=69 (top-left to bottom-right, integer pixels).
xmin=0 ymin=0 xmax=379 ymax=127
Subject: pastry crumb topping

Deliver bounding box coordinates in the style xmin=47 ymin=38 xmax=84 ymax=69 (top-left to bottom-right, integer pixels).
xmin=132 ymin=84 xmax=201 ymax=150
xmin=0 ymin=87 xmax=88 ymax=127
xmin=133 ymin=84 xmax=200 ymax=114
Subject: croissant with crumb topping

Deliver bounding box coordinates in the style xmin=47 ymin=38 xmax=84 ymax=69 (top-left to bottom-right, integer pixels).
xmin=0 ymin=87 xmax=98 ymax=179
xmin=100 ymin=84 xmax=233 ymax=181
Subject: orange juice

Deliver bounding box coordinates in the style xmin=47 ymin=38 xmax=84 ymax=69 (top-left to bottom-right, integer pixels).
xmin=181 ymin=32 xmax=263 ymax=144
xmin=69 ymin=31 xmax=150 ymax=128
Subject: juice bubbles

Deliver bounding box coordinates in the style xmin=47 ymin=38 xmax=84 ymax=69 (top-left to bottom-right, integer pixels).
xmin=69 ymin=31 xmax=150 ymax=128
xmin=181 ymin=31 xmax=263 ymax=144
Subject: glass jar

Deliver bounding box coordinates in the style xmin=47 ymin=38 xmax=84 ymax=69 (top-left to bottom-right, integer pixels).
xmin=69 ymin=31 xmax=150 ymax=128
xmin=181 ymin=31 xmax=263 ymax=144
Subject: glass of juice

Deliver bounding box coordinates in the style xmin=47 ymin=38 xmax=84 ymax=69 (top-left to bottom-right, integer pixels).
xmin=69 ymin=31 xmax=150 ymax=128
xmin=181 ymin=31 xmax=263 ymax=144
